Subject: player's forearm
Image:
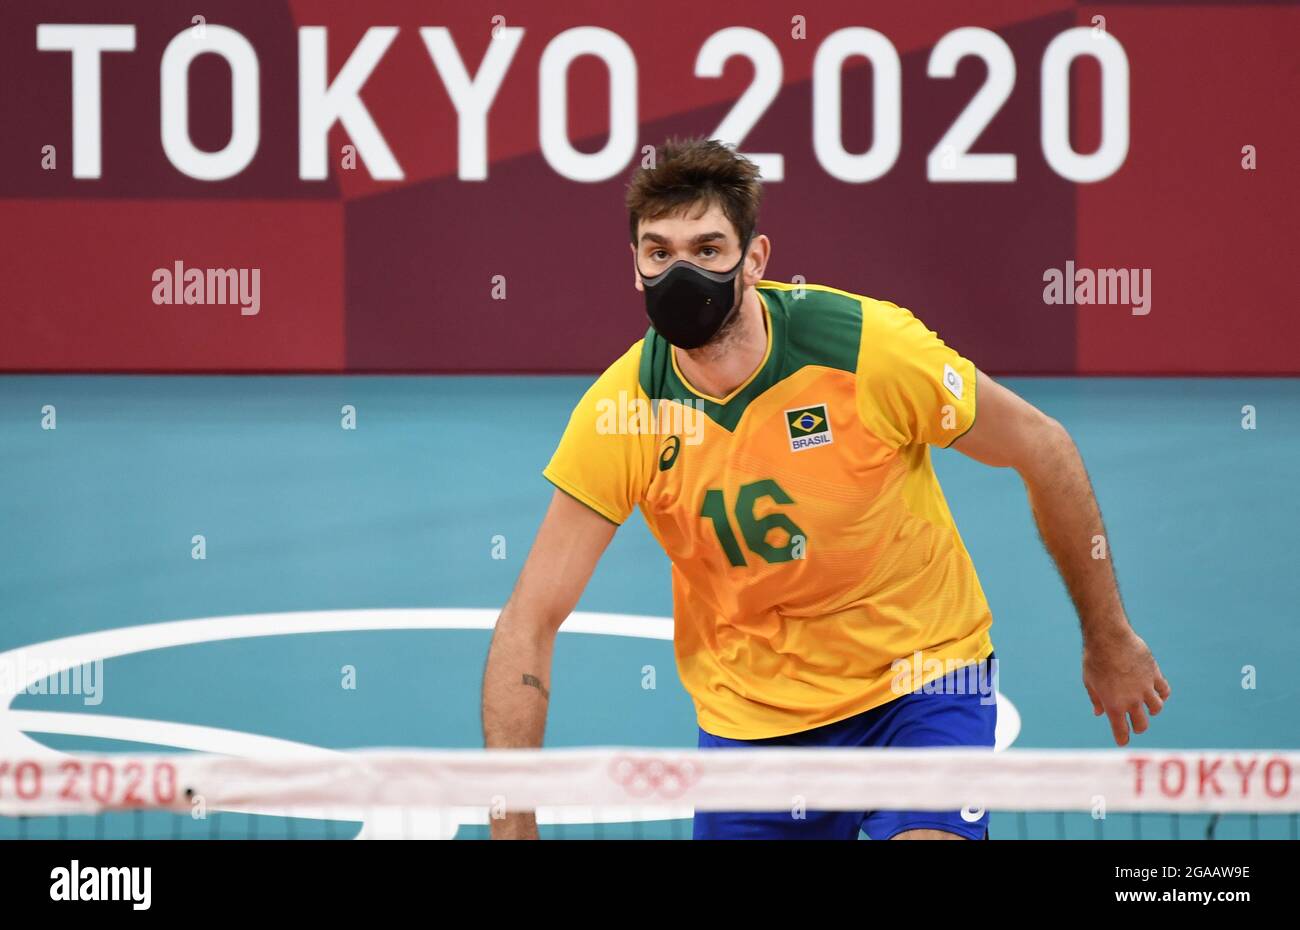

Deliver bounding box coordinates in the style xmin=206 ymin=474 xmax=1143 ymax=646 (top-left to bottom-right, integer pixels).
xmin=482 ymin=604 xmax=556 ymax=749
xmin=1016 ymin=421 xmax=1129 ymax=641
xmin=481 ymin=604 xmax=558 ymax=839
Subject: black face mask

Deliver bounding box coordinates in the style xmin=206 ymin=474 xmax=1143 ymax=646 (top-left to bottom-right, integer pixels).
xmin=638 ymin=239 xmax=750 ymax=350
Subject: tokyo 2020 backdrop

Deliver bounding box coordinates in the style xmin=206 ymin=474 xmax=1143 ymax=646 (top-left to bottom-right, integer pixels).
xmin=1 ymin=1 xmax=1296 ymax=374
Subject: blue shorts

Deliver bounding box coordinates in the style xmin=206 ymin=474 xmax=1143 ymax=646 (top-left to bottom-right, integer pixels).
xmin=693 ymin=654 xmax=998 ymax=840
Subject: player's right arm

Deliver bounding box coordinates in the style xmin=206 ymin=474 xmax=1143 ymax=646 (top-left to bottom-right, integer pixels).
xmin=481 ymin=488 xmax=618 ymax=839
xmin=484 ymin=343 xmax=648 ymax=838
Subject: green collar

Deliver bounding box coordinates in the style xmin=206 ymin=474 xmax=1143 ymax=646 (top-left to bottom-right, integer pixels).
xmin=639 ymin=289 xmax=788 ymax=433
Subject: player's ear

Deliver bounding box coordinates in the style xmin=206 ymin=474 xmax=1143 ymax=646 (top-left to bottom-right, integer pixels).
xmin=631 ymin=242 xmax=644 ymax=292
xmin=745 ymin=234 xmax=771 ymax=287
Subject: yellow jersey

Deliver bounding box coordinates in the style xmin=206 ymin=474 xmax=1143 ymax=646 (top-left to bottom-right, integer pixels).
xmin=543 ymin=280 xmax=994 ymax=739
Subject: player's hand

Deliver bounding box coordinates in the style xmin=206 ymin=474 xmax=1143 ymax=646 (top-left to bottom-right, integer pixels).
xmin=489 ymin=811 xmax=540 ymax=840
xmin=1082 ymin=626 xmax=1171 ymax=746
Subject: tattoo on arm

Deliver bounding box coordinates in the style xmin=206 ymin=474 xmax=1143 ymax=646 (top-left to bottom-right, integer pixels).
xmin=521 ymin=673 xmax=549 ymax=700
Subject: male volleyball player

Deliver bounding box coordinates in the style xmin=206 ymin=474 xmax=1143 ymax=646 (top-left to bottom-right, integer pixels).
xmin=482 ymin=138 xmax=1171 ymax=840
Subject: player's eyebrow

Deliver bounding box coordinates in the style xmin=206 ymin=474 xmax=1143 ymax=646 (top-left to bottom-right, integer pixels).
xmin=639 ymin=230 xmax=730 ymax=247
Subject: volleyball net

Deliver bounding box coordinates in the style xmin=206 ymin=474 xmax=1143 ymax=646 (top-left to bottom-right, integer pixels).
xmin=1 ymin=747 xmax=1296 ymax=840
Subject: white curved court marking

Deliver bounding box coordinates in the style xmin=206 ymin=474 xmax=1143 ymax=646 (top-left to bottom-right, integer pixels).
xmin=0 ymin=608 xmax=1018 ymax=837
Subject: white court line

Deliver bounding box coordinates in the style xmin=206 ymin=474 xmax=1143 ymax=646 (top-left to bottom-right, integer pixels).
xmin=0 ymin=609 xmax=675 ymax=837
xmin=0 ymin=607 xmax=673 ymax=757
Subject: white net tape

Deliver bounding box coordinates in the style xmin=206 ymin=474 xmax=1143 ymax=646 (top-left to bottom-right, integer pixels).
xmin=1 ymin=748 xmax=1296 ymax=820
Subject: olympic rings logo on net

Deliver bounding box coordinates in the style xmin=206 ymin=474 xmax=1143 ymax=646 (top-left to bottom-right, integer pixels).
xmin=608 ymin=756 xmax=701 ymax=799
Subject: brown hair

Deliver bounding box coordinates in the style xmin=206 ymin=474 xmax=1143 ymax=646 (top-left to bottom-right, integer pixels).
xmin=625 ymin=137 xmax=763 ymax=246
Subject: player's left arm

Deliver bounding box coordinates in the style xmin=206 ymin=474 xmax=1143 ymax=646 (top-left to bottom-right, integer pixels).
xmin=950 ymin=371 xmax=1172 ymax=746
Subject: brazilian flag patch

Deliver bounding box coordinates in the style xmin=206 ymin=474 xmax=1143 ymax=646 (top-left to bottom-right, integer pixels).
xmin=784 ymin=404 xmax=834 ymax=452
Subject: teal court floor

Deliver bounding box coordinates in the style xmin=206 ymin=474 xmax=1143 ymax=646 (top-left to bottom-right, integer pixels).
xmin=0 ymin=376 xmax=1296 ymax=839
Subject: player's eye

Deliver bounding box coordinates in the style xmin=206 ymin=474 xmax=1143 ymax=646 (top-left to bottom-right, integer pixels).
xmin=699 ymin=247 xmax=719 ymax=259
xmin=650 ymin=249 xmax=669 ymax=261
